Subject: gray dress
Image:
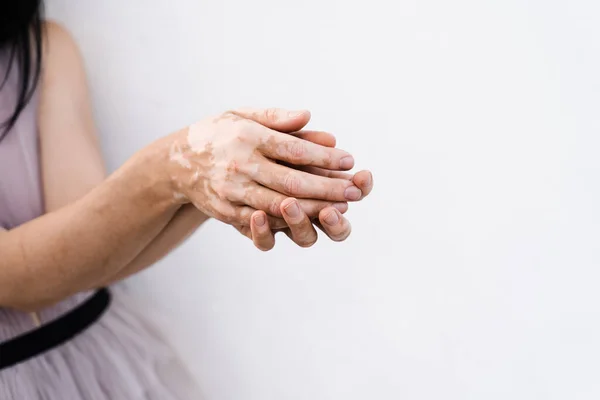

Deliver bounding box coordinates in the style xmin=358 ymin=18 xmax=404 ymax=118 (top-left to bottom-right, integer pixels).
xmin=0 ymin=51 xmax=203 ymax=399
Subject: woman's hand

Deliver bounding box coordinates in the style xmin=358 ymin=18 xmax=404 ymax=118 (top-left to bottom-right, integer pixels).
xmin=238 ymin=159 xmax=374 ymax=251
xmin=164 ymin=108 xmax=363 ymax=230
xmin=236 ymin=199 xmax=352 ymax=251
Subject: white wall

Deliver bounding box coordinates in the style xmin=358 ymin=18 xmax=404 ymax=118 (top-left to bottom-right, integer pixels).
xmin=47 ymin=0 xmax=600 ymax=399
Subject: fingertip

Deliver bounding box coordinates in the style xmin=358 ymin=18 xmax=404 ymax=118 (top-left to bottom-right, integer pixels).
xmin=356 ymin=170 xmax=373 ymax=185
xmin=289 ymin=109 xmax=311 ymax=120
xmin=256 ymin=240 xmax=275 ymax=252
xmin=320 ymin=131 xmax=337 ymax=148
xmin=286 ymin=110 xmax=311 ymax=127
xmin=329 ymin=133 xmax=337 ymax=148
xmin=353 ymin=170 xmax=373 ymax=195
xmin=339 ymin=155 xmax=355 ymax=170
xmin=338 ymin=220 xmax=352 ymax=242
xmin=318 ymin=208 xmax=352 ymax=242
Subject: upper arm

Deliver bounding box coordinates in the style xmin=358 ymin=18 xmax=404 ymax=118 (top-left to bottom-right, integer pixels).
xmin=39 ymin=21 xmax=106 ymax=212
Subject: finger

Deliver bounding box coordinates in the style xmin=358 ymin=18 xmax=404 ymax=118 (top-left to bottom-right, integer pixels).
xmin=257 ymin=130 xmax=355 ymax=171
xmin=291 ymin=165 xmax=354 ymax=180
xmin=251 ymin=158 xmax=362 ymax=202
xmin=290 ymin=130 xmax=336 ymax=148
xmin=231 ymin=108 xmax=311 ymax=133
xmin=250 ymin=211 xmax=276 ymax=251
xmin=234 ymin=206 xmax=289 ymax=229
xmin=352 ymin=170 xmax=374 ymax=199
xmin=317 ymin=207 xmax=352 ymax=242
xmin=227 ymin=182 xmax=348 ymax=218
xmin=288 ymin=167 xmax=373 ymax=200
xmin=280 ymin=198 xmax=318 ymax=248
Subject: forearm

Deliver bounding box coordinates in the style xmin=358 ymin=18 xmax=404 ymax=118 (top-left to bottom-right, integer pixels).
xmin=101 ymin=204 xmax=209 ymax=286
xmin=0 ymin=145 xmax=176 ymax=311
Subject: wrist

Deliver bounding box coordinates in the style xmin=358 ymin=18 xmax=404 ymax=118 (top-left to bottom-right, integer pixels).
xmin=117 ymin=136 xmax=183 ymax=211
xmin=157 ymin=127 xmax=200 ymax=205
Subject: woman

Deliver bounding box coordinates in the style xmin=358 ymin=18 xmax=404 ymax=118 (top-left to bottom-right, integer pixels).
xmin=0 ymin=1 xmax=373 ymax=398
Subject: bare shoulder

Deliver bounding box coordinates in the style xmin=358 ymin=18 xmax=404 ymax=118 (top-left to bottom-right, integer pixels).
xmin=42 ymin=20 xmax=79 ymax=51
xmin=40 ymin=21 xmax=86 ymax=81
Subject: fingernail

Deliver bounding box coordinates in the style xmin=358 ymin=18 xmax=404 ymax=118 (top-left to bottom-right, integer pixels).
xmin=324 ymin=210 xmax=340 ymax=226
xmin=284 ymin=201 xmax=301 ymax=218
xmin=288 ymin=110 xmax=305 ymax=118
xmin=344 ymin=186 xmax=362 ymax=201
xmin=333 ymin=202 xmax=347 ymax=212
xmin=339 ymin=156 xmax=354 ymax=170
xmin=254 ymin=213 xmax=266 ymax=227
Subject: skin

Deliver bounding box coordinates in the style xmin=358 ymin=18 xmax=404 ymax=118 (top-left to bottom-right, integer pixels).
xmin=240 ymin=131 xmax=374 ymax=250
xmin=167 ymin=111 xmax=362 ymax=220
xmin=0 ymin=22 xmax=374 ymax=311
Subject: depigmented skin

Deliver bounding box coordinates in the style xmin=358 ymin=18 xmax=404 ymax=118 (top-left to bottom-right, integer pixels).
xmin=167 ymin=111 xmax=363 ymax=229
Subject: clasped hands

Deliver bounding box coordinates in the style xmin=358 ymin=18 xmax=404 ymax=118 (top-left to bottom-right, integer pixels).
xmin=167 ymin=108 xmax=373 ymax=251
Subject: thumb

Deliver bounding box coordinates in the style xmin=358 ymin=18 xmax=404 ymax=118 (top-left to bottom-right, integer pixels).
xmin=232 ymin=107 xmax=311 ymax=133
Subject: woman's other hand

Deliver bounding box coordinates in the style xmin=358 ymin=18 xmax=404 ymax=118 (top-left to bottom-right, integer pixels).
xmin=234 ymin=165 xmax=373 ymax=251
xmin=235 ymin=200 xmax=355 ymax=251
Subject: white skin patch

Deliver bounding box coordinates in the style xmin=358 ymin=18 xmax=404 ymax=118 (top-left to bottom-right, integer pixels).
xmin=185 ymin=119 xmax=258 ymax=201
xmin=165 ymin=117 xmax=264 ymax=221
xmin=169 ymin=142 xmax=192 ymax=169
xmin=171 ymin=115 xmax=337 ymax=226
xmin=173 ymin=192 xmax=186 ymax=201
xmin=190 ymin=169 xmax=200 ymax=184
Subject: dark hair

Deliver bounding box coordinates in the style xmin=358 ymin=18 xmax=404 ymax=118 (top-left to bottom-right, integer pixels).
xmin=0 ymin=0 xmax=44 ymax=140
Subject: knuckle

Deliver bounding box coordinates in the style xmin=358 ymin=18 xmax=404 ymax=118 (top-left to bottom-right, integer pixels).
xmin=224 ymin=110 xmax=243 ymax=121
xmin=328 ymin=182 xmax=343 ymax=201
xmin=283 ymin=174 xmax=302 ymax=196
xmin=215 ymin=205 xmax=236 ymax=223
xmin=212 ymin=181 xmax=228 ymax=197
xmin=265 ymin=108 xmax=279 ymax=123
xmin=268 ymin=197 xmax=282 ymax=216
xmin=287 ymin=141 xmax=307 ymax=163
xmin=323 ymin=151 xmax=334 ymax=168
xmin=236 ymin=208 xmax=252 ymax=224
xmin=235 ymin=124 xmax=253 ymax=142
xmin=226 ymin=160 xmax=240 ymax=174
xmin=214 ymin=110 xmax=237 ymax=124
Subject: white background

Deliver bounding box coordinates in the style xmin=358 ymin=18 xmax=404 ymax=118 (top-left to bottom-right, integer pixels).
xmin=48 ymin=0 xmax=600 ymax=399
